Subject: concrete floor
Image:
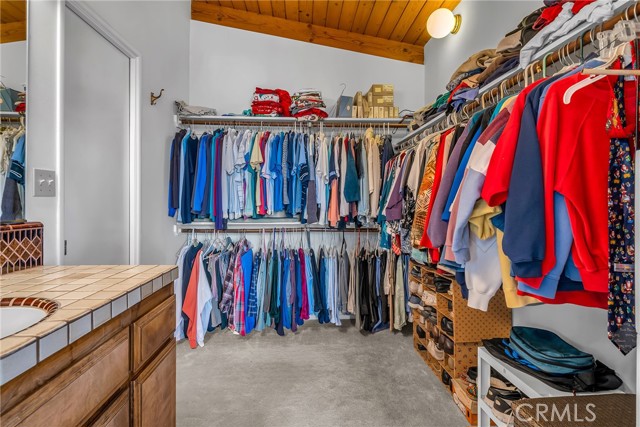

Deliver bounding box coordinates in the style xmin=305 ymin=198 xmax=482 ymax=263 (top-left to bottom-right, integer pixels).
xmin=176 ymin=322 xmax=466 ymax=427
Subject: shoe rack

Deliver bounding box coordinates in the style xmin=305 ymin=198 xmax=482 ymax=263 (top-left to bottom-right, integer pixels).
xmin=411 ymin=259 xmax=512 ymax=425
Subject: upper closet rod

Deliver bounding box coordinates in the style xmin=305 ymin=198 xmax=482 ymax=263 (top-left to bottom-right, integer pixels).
xmin=397 ymin=1 xmax=640 ymax=150
xmin=175 ymin=225 xmax=380 ymax=234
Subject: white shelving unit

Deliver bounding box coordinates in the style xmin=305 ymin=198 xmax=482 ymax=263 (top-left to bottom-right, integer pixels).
xmin=477 ymin=347 xmax=624 ymax=427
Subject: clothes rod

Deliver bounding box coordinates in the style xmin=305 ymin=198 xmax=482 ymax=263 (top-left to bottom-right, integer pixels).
xmin=175 ymin=224 xmax=379 ymax=234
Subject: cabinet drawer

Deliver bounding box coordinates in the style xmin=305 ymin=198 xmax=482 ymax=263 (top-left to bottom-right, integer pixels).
xmin=132 ymin=341 xmax=176 ymax=427
xmin=88 ymin=389 xmax=129 ymax=427
xmin=1 ymin=329 xmax=129 ymax=427
xmin=132 ymin=295 xmax=175 ymax=372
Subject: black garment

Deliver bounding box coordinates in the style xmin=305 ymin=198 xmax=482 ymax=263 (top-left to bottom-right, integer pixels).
xmin=358 ymin=249 xmax=371 ymax=331
xmin=355 ymin=137 xmax=363 ymax=178
xmin=317 ymin=248 xmax=330 ymax=323
xmin=378 ymin=251 xmax=389 ymax=325
xmin=380 ymin=135 xmax=394 ymax=180
xmin=367 ymin=252 xmax=379 ymax=331
xmin=181 ymin=242 xmax=203 ymax=337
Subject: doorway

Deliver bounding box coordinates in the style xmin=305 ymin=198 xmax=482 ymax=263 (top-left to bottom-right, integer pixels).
xmin=62 ymin=6 xmax=134 ymax=265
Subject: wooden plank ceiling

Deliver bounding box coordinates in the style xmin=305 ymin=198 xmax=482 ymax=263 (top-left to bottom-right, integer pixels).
xmin=192 ymin=0 xmax=461 ymax=64
xmin=0 ymin=0 xmax=27 ymax=44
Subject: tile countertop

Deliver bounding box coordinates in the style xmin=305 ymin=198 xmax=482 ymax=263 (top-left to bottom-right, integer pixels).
xmin=0 ymin=265 xmax=178 ymax=385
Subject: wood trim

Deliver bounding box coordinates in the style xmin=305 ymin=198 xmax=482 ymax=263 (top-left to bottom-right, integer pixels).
xmin=192 ymin=2 xmax=424 ymax=64
xmin=0 ymin=21 xmax=26 ymax=44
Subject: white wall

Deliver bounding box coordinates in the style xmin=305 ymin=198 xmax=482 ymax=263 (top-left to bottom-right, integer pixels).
xmin=422 ymin=0 xmax=637 ymax=392
xmin=423 ymin=0 xmax=536 ymax=103
xmin=189 ymin=20 xmax=425 ymax=115
xmin=27 ymin=0 xmax=190 ymax=265
xmin=187 ymin=21 xmax=423 ymax=260
xmin=27 ymin=0 xmax=63 ymax=264
xmin=0 ymin=41 xmax=27 ymax=92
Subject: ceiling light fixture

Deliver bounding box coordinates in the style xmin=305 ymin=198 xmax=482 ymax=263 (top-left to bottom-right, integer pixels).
xmin=426 ymin=8 xmax=462 ymax=39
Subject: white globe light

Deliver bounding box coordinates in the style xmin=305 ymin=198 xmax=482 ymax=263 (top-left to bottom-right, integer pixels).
xmin=426 ymin=8 xmax=461 ymax=39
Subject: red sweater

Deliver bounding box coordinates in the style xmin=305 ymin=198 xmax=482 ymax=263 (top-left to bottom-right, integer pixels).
xmin=538 ymin=73 xmax=614 ymax=294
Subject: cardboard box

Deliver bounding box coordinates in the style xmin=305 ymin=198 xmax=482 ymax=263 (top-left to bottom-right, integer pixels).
xmin=369 ymin=84 xmax=394 ymax=96
xmin=371 ymin=95 xmax=394 ymax=107
xmin=393 ymin=107 xmax=399 ymax=118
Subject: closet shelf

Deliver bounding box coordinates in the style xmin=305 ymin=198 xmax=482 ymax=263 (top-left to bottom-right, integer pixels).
xmin=176 ymin=114 xmax=409 ymax=129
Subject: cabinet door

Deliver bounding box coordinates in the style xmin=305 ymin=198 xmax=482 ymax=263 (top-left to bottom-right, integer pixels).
xmin=132 ymin=295 xmax=175 ymax=373
xmin=131 ymin=341 xmax=176 ymax=427
xmin=89 ymin=389 xmax=129 ymax=427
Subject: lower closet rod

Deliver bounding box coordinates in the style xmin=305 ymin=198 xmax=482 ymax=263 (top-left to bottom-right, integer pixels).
xmin=176 ymin=226 xmax=379 ymax=234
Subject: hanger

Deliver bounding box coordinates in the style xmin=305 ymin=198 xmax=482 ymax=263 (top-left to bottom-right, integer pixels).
xmin=564 ymin=42 xmax=632 ymax=104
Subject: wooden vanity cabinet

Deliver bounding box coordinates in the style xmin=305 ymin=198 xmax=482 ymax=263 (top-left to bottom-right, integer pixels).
xmin=0 ymin=286 xmax=177 ymax=427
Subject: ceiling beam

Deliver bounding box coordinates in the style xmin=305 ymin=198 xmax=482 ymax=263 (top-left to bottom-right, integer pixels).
xmin=0 ymin=20 xmax=26 ymax=44
xmin=191 ymin=1 xmax=424 ymax=64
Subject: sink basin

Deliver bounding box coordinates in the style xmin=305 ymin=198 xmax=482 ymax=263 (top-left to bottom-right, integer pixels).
xmin=0 ymin=298 xmax=59 ymax=339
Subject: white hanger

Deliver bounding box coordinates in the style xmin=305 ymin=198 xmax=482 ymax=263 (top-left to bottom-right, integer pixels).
xmin=563 ymin=42 xmax=631 ymax=104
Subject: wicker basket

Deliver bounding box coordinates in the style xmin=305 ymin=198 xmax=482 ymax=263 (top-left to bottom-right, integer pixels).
xmin=1 ymin=222 xmax=44 ymax=274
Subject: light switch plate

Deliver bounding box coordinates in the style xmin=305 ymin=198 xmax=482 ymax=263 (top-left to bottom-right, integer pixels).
xmin=34 ymin=169 xmax=56 ymax=197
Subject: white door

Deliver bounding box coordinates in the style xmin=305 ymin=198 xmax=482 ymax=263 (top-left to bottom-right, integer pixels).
xmin=63 ymin=8 xmax=130 ymax=265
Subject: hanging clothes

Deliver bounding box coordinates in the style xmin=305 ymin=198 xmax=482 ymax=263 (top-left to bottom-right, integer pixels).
xmin=168 ymin=127 xmax=389 ymax=229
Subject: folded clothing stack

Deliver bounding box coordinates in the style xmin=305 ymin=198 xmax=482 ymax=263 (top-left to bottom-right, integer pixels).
xmin=251 ymin=87 xmax=291 ymax=116
xmin=290 ymin=89 xmax=328 ymax=120
xmin=14 ymin=91 xmax=25 ymax=113
xmin=519 ymin=0 xmax=614 ymax=68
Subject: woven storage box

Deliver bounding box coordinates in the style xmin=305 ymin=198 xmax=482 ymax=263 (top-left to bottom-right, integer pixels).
xmin=1 ymin=222 xmax=44 ymax=274
xmin=513 ymin=394 xmax=635 ymax=427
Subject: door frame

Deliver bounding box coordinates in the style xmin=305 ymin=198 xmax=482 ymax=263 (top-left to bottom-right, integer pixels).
xmin=60 ymin=1 xmax=141 ymax=264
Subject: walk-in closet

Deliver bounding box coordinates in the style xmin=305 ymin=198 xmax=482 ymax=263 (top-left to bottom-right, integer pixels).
xmin=1 ymin=1 xmax=639 ymax=426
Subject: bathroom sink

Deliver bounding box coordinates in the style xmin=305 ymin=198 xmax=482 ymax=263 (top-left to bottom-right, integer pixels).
xmin=0 ymin=298 xmax=59 ymax=339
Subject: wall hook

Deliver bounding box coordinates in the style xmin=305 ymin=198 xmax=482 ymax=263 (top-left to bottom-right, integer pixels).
xmin=150 ymin=89 xmax=164 ymax=105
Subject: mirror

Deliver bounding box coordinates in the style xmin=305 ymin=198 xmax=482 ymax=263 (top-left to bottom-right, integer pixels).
xmin=0 ymin=0 xmax=27 ymax=223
